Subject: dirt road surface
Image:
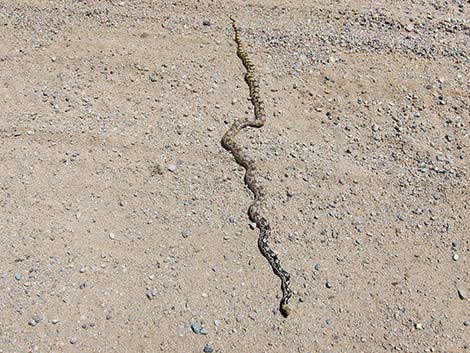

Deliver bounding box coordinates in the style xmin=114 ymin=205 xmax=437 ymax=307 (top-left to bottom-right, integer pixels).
xmin=0 ymin=1 xmax=468 ymax=352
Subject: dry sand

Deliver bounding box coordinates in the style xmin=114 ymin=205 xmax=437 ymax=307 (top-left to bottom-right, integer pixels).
xmin=0 ymin=1 xmax=469 ymax=352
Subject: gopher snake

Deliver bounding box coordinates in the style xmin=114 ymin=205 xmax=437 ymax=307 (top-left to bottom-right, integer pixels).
xmin=221 ymin=18 xmax=292 ymax=317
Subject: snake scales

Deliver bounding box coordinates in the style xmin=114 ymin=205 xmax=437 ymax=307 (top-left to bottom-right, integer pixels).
xmin=221 ymin=18 xmax=292 ymax=317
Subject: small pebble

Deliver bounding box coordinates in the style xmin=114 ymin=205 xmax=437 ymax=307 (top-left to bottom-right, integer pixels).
xmin=28 ymin=319 xmax=37 ymax=326
xmin=299 ymin=53 xmax=308 ymax=62
xmin=70 ymin=337 xmax=78 ymax=344
xmin=202 ymin=20 xmax=211 ymax=27
xmin=415 ymin=323 xmax=423 ymax=330
xmin=200 ymin=327 xmax=208 ymax=335
xmin=182 ymin=227 xmax=191 ymax=238
xmin=325 ymin=281 xmax=332 ymax=288
xmin=464 ymin=320 xmax=470 ymax=326
xmin=203 ymin=345 xmax=214 ymax=353
xmin=109 ymin=232 xmax=115 ymax=240
xmin=32 ymin=315 xmax=42 ymax=323
xmin=168 ymin=164 xmax=177 ymax=172
xmin=191 ymin=322 xmax=203 ymax=334
xmin=15 ymin=273 xmax=21 ymax=281
xmin=146 ymin=289 xmax=157 ymax=300
xmin=149 ymin=74 xmax=158 ymax=82
xmin=52 ymin=319 xmax=60 ymax=324
xmin=458 ymin=289 xmax=467 ymax=300
xmin=314 ymin=263 xmax=321 ymax=271
xmin=453 ymin=254 xmax=459 ymax=261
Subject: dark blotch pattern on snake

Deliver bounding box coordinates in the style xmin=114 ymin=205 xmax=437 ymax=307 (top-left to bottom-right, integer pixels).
xmin=221 ymin=17 xmax=293 ymax=317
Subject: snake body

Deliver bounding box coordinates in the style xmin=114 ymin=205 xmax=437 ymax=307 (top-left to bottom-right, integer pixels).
xmin=221 ymin=18 xmax=292 ymax=317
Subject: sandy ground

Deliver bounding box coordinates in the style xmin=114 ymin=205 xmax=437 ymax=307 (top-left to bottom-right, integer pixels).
xmin=0 ymin=1 xmax=469 ymax=352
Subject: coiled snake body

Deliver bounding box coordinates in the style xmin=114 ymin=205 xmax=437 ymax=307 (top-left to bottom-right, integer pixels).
xmin=221 ymin=18 xmax=292 ymax=317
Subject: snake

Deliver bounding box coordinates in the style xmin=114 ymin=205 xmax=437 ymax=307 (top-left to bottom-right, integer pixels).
xmin=221 ymin=17 xmax=293 ymax=317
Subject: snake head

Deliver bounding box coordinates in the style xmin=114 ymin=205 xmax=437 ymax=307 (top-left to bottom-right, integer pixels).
xmin=280 ymin=303 xmax=292 ymax=318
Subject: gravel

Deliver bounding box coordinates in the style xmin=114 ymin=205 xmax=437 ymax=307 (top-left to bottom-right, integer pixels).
xmin=191 ymin=322 xmax=204 ymax=334
xmin=182 ymin=227 xmax=191 ymax=238
xmin=190 ymin=321 xmax=208 ymax=335
xmin=203 ymin=345 xmax=214 ymax=353
xmin=32 ymin=315 xmax=42 ymax=323
xmin=146 ymin=288 xmax=158 ymax=300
